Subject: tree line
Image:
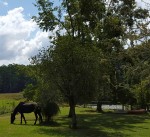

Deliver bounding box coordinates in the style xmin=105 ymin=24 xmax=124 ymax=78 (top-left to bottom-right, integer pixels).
xmin=0 ymin=64 xmax=35 ymax=93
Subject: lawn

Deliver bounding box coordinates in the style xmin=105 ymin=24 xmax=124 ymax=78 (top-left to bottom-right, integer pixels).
xmin=0 ymin=93 xmax=150 ymax=137
xmin=0 ymin=93 xmax=24 ymax=114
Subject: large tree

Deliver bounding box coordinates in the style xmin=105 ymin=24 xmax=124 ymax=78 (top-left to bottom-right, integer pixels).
xmin=31 ymin=35 xmax=103 ymax=128
xmin=32 ymin=0 xmax=106 ymax=128
xmin=32 ymin=0 xmax=150 ymax=127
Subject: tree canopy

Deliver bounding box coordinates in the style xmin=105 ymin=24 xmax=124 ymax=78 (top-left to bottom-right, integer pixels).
xmin=15 ymin=0 xmax=150 ymax=128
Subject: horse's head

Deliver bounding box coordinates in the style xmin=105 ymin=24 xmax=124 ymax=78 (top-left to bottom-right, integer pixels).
xmin=11 ymin=113 xmax=15 ymax=124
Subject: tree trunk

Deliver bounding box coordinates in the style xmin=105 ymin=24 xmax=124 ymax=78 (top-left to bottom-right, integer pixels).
xmin=68 ymin=106 xmax=72 ymax=118
xmin=68 ymin=95 xmax=77 ymax=129
xmin=71 ymin=105 xmax=77 ymax=129
xmin=97 ymin=101 xmax=103 ymax=112
xmin=146 ymin=104 xmax=149 ymax=111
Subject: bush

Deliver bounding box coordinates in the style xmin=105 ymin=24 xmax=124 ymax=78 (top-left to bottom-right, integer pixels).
xmin=41 ymin=101 xmax=60 ymax=122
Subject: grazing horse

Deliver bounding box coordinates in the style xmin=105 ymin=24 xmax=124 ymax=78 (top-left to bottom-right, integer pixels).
xmin=11 ymin=102 xmax=43 ymax=125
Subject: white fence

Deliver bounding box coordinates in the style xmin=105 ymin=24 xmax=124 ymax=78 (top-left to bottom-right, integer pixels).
xmin=102 ymin=104 xmax=123 ymax=110
xmin=88 ymin=104 xmax=123 ymax=110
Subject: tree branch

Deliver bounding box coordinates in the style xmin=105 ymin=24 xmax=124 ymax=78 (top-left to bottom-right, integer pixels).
xmin=66 ymin=0 xmax=75 ymax=37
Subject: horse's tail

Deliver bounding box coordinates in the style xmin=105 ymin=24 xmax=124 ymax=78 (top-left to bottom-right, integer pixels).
xmin=37 ymin=106 xmax=41 ymax=112
xmin=36 ymin=104 xmax=43 ymax=123
xmin=35 ymin=104 xmax=42 ymax=113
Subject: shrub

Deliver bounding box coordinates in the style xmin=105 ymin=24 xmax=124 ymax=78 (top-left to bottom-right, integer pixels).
xmin=41 ymin=101 xmax=60 ymax=122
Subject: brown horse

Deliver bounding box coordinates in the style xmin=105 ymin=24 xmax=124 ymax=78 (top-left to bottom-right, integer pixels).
xmin=11 ymin=102 xmax=42 ymax=125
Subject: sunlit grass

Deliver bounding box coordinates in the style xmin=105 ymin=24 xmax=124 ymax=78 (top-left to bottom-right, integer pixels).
xmin=1 ymin=93 xmax=150 ymax=137
xmin=0 ymin=93 xmax=23 ymax=100
xmin=1 ymin=107 xmax=150 ymax=137
xmin=0 ymin=93 xmax=24 ymax=114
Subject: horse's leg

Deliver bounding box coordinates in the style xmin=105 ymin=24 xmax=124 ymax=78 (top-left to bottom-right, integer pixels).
xmin=21 ymin=113 xmax=26 ymax=124
xmin=38 ymin=112 xmax=43 ymax=123
xmin=34 ymin=112 xmax=38 ymax=125
xmin=20 ymin=113 xmax=22 ymax=124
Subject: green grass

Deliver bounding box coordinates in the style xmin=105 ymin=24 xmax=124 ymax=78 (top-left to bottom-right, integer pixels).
xmin=0 ymin=93 xmax=24 ymax=114
xmin=1 ymin=107 xmax=150 ymax=137
xmin=0 ymin=93 xmax=23 ymax=100
xmin=1 ymin=93 xmax=150 ymax=137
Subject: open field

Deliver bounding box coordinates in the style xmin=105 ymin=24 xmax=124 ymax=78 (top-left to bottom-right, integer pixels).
xmin=0 ymin=93 xmax=23 ymax=100
xmin=1 ymin=93 xmax=150 ymax=137
xmin=0 ymin=93 xmax=24 ymax=114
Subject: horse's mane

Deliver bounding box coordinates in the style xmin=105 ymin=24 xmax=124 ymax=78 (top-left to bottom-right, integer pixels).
xmin=13 ymin=102 xmax=25 ymax=114
xmin=16 ymin=102 xmax=25 ymax=108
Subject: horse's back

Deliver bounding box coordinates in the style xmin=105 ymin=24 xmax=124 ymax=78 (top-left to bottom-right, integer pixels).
xmin=18 ymin=102 xmax=38 ymax=113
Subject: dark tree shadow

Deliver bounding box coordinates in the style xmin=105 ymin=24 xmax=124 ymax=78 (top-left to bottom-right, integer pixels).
xmin=31 ymin=110 xmax=150 ymax=137
xmin=13 ymin=108 xmax=150 ymax=137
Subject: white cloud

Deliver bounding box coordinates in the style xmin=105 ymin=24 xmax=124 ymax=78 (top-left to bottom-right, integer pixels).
xmin=0 ymin=0 xmax=8 ymax=6
xmin=3 ymin=2 xmax=8 ymax=6
xmin=0 ymin=7 xmax=50 ymax=66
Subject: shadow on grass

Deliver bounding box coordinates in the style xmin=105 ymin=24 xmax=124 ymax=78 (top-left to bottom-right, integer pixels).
xmin=17 ymin=109 xmax=150 ymax=137
xmin=13 ymin=121 xmax=61 ymax=127
xmin=35 ymin=127 xmax=125 ymax=137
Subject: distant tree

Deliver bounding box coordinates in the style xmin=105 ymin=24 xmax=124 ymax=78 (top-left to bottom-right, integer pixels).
xmin=0 ymin=64 xmax=34 ymax=93
xmin=126 ymin=42 xmax=150 ymax=109
xmin=96 ymin=0 xmax=150 ymax=105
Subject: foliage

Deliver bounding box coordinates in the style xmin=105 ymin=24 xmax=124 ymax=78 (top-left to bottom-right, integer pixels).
xmin=22 ymin=84 xmax=36 ymax=101
xmin=126 ymin=42 xmax=150 ymax=108
xmin=0 ymin=64 xmax=36 ymax=93
xmin=41 ymin=101 xmax=60 ymax=122
xmin=31 ymin=35 xmax=103 ymax=128
xmin=32 ymin=0 xmax=150 ymax=128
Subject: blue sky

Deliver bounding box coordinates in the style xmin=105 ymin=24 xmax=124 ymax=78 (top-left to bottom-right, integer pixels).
xmin=0 ymin=0 xmax=149 ymax=66
xmin=0 ymin=0 xmax=38 ymax=17
xmin=0 ymin=0 xmax=60 ymax=18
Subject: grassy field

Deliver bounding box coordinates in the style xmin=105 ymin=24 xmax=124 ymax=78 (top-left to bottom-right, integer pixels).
xmin=0 ymin=93 xmax=150 ymax=137
xmin=0 ymin=93 xmax=24 ymax=114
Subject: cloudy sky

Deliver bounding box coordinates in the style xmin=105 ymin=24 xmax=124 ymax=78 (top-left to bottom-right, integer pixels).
xmin=0 ymin=0 xmax=149 ymax=66
xmin=0 ymin=0 xmax=57 ymax=66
